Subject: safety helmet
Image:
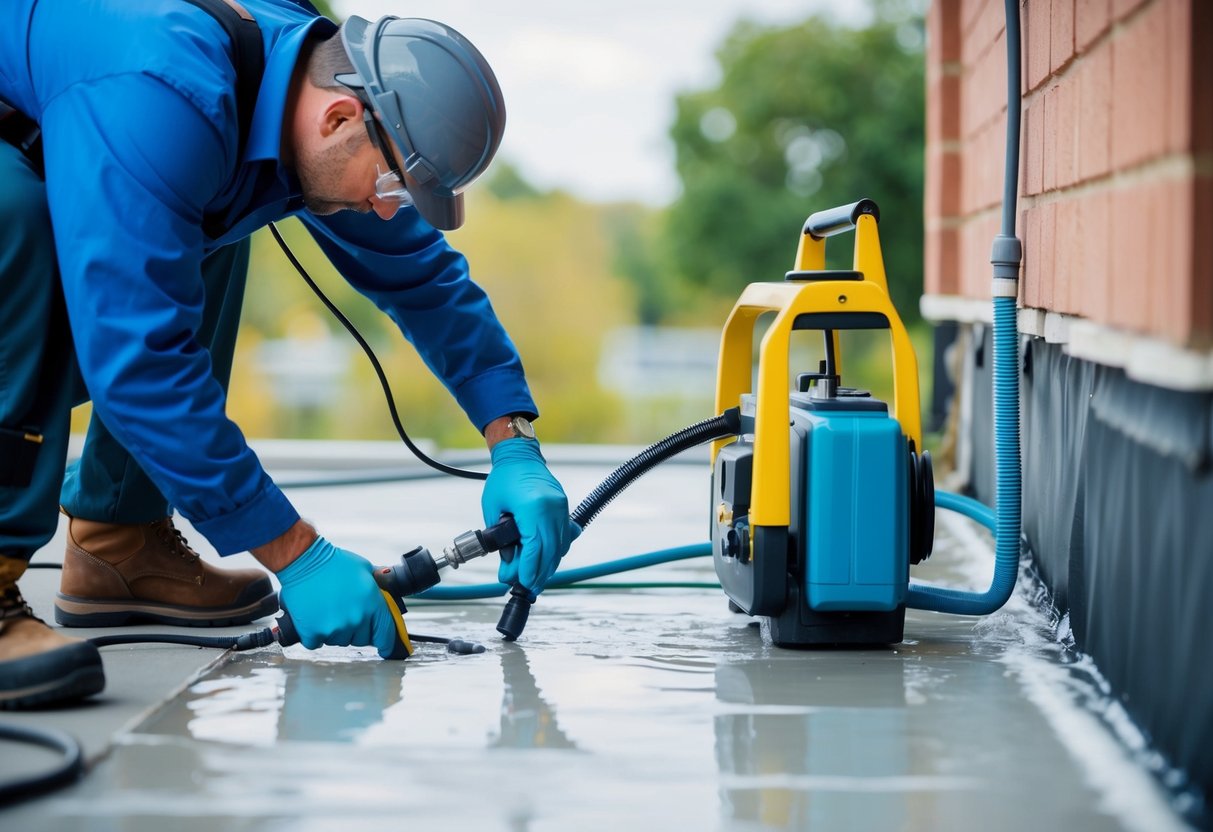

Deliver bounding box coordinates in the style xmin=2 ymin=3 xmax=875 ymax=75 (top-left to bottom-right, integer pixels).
xmin=338 ymin=16 xmax=506 ymax=230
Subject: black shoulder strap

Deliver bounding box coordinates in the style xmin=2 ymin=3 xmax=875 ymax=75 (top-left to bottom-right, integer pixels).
xmin=0 ymin=101 xmax=44 ymax=172
xmin=1 ymin=0 xmax=268 ymax=235
xmin=180 ymin=0 xmax=265 ymax=157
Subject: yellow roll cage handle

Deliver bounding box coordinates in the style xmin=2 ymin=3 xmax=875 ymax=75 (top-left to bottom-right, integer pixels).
xmin=711 ymin=206 xmax=921 ymax=530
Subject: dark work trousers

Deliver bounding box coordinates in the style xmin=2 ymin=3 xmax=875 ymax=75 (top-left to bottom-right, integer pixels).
xmin=0 ymin=140 xmax=250 ymax=563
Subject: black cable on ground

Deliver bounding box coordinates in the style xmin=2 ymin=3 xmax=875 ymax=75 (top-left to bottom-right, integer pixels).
xmin=86 ymin=633 xmax=247 ymax=649
xmin=0 ymin=722 xmax=84 ymax=805
xmin=86 ymin=630 xmax=484 ymax=655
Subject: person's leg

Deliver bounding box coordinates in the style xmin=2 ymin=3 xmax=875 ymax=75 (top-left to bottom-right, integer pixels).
xmin=54 ymin=239 xmax=276 ymax=627
xmin=0 ymin=141 xmax=104 ymax=709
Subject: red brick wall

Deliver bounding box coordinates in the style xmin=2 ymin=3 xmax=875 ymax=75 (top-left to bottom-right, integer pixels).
xmin=925 ymin=0 xmax=1213 ymax=347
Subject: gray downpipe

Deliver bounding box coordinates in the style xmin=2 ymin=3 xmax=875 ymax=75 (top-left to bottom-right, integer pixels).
xmin=908 ymin=0 xmax=1023 ymax=615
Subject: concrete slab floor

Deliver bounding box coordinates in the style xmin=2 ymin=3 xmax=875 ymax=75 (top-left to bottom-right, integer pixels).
xmin=0 ymin=449 xmax=1195 ymax=830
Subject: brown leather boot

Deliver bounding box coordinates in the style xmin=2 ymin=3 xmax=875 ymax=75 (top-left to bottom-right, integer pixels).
xmin=54 ymin=515 xmax=277 ymax=627
xmin=1 ymin=556 xmax=104 ymax=709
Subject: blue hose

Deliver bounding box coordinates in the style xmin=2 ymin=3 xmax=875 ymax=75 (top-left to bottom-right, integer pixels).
xmin=415 ymin=493 xmax=999 ymax=603
xmin=933 ymin=489 xmax=996 ymax=532
xmin=416 ymin=545 xmax=711 ymax=601
xmin=905 ymin=0 xmax=1023 ymax=616
xmin=906 ymin=296 xmax=1021 ymax=615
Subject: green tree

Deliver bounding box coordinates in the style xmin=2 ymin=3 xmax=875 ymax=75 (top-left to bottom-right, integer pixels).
xmin=484 ymin=160 xmax=547 ymax=201
xmin=663 ymin=4 xmax=925 ymax=324
xmin=311 ymin=1 xmax=339 ymax=21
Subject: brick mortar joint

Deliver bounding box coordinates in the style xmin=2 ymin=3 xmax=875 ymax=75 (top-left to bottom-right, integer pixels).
xmin=1018 ymin=153 xmax=1206 ymax=209
xmin=1020 ymin=51 xmax=1086 ymax=107
xmin=926 ymin=216 xmax=968 ymax=231
xmin=933 ymin=204 xmax=1003 ymax=228
xmin=927 ymin=158 xmax=1208 ymax=230
xmin=929 ymin=140 xmax=964 ymax=153
xmin=1108 ymin=0 xmax=1170 ymax=41
xmin=1020 ymin=0 xmax=1178 ymax=102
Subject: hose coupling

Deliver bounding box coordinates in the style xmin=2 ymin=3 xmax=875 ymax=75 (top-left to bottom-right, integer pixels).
xmin=437 ymin=516 xmax=520 ymax=570
xmin=437 ymin=529 xmax=486 ymax=570
xmin=990 ymin=234 xmax=1023 ymax=297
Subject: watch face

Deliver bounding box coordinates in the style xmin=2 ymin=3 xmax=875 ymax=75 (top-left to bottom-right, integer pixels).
xmin=510 ymin=416 xmax=536 ymax=439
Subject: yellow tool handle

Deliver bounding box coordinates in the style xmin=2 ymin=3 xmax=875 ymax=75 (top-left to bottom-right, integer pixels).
xmin=379 ymin=589 xmax=414 ymax=659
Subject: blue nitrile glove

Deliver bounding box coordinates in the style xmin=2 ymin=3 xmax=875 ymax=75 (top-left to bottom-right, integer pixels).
xmin=276 ymin=537 xmax=401 ymax=659
xmin=482 ymin=439 xmax=582 ymax=593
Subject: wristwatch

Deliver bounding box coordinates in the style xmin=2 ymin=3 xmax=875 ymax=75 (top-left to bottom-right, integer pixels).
xmin=504 ymin=415 xmax=537 ymax=440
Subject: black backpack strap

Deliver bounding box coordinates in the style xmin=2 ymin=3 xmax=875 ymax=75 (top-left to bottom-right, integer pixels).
xmin=3 ymin=1 xmax=265 ymax=181
xmin=3 ymin=0 xmax=267 ymax=237
xmin=179 ymin=0 xmax=265 ymax=158
xmin=178 ymin=0 xmax=266 ymax=239
xmin=0 ymin=100 xmax=45 ymax=173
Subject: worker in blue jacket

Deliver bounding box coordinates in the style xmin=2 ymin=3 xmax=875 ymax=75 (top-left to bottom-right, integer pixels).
xmin=0 ymin=0 xmax=580 ymax=709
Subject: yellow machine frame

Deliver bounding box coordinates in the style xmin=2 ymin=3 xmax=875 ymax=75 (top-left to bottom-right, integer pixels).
xmin=711 ymin=210 xmax=921 ymax=532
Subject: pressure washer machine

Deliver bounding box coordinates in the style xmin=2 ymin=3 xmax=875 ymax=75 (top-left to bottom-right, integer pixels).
xmin=710 ymin=199 xmax=935 ymax=647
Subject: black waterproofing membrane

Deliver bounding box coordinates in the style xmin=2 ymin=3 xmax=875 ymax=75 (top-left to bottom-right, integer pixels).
xmin=960 ymin=326 xmax=1212 ymax=819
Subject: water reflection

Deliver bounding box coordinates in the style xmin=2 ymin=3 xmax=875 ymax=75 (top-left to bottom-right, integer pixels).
xmin=280 ymin=657 xmax=404 ymax=743
xmin=177 ymin=651 xmax=402 ymax=745
xmin=491 ymin=646 xmax=576 ymax=750
xmin=174 ymin=644 xmax=573 ymax=752
xmin=715 ymin=655 xmax=914 ymax=828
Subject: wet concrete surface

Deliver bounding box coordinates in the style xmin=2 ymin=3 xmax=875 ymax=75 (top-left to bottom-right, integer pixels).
xmin=0 ymin=448 xmax=1194 ymax=830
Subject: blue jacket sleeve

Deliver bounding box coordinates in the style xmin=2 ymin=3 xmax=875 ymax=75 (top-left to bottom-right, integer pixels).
xmin=299 ymin=209 xmax=537 ymax=431
xmin=40 ymin=74 xmax=299 ymax=555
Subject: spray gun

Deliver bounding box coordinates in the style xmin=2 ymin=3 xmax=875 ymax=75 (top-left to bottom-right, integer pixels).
xmin=270 ymin=516 xmax=524 ymax=658
xmin=374 ymin=515 xmax=535 ymax=641
xmin=407 ymin=516 xmax=534 ymax=641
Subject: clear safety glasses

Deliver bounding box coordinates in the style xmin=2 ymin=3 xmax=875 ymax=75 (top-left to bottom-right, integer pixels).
xmin=363 ymin=109 xmax=413 ymax=205
xmin=375 ymin=165 xmax=413 ymax=205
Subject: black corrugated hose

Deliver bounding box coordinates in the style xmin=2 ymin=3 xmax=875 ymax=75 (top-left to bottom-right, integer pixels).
xmin=571 ymin=407 xmax=741 ymax=529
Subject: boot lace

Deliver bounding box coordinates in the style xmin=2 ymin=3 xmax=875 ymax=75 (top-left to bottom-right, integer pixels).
xmin=154 ymin=520 xmax=201 ymax=564
xmin=0 ymin=584 xmax=38 ymax=622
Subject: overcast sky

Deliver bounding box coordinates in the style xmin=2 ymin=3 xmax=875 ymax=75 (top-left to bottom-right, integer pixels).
xmin=339 ymin=1 xmax=872 ymax=205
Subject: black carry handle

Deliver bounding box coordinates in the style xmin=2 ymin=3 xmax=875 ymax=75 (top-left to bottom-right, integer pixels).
xmin=803 ymin=198 xmax=880 ymax=240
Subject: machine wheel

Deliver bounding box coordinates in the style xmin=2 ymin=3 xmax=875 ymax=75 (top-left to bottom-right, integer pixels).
xmin=908 ymin=450 xmax=936 ymax=565
xmin=918 ymin=450 xmax=935 ymax=561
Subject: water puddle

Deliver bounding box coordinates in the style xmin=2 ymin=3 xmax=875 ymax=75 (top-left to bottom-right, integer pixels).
xmin=12 ymin=485 xmax=1193 ymax=831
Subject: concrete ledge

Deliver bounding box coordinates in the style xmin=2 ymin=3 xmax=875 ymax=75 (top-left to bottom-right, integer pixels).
xmin=922 ymin=294 xmax=1213 ymax=392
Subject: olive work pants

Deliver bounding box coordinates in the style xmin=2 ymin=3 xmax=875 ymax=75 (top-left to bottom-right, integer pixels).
xmin=0 ymin=140 xmax=250 ymax=562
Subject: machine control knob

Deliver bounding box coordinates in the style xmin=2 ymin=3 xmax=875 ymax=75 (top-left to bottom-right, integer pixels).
xmin=724 ymin=521 xmax=750 ymax=563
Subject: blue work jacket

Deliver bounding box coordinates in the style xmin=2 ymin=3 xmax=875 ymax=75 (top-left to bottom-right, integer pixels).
xmin=0 ymin=0 xmax=536 ymax=555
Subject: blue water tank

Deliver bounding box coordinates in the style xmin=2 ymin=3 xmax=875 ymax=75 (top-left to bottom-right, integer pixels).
xmin=796 ymin=401 xmax=909 ymax=612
